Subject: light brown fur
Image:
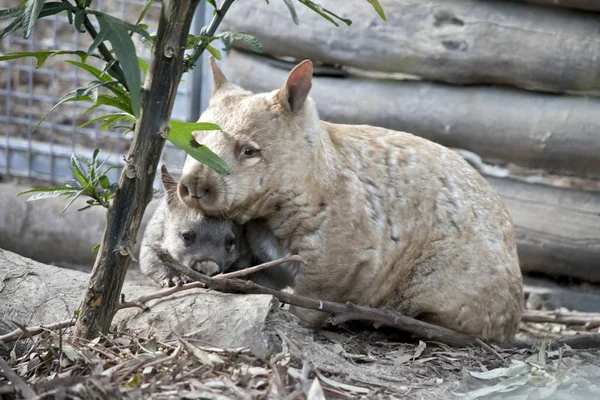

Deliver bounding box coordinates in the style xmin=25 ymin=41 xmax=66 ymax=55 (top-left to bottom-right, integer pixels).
xmin=178 ymin=58 xmax=523 ymax=343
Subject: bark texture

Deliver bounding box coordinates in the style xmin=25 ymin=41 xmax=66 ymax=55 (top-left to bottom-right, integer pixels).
xmin=74 ymin=0 xmax=201 ymax=339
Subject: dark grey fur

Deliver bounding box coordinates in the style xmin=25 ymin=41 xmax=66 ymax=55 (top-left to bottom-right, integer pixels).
xmin=140 ymin=166 xmax=300 ymax=288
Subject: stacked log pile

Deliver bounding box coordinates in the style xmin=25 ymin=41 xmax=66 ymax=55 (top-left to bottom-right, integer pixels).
xmin=219 ymin=0 xmax=600 ymax=282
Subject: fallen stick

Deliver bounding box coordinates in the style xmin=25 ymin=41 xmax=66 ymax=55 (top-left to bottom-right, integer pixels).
xmin=158 ymin=251 xmax=600 ymax=350
xmin=157 ymin=251 xmax=482 ymax=348
xmin=213 ymin=255 xmax=306 ymax=280
xmin=522 ymin=310 xmax=600 ymax=330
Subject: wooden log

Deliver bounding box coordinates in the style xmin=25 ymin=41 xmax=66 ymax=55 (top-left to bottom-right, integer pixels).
xmin=487 ymin=177 xmax=600 ymax=283
xmin=0 ymin=183 xmax=158 ymax=267
xmin=221 ymin=50 xmax=600 ymax=178
xmin=220 ymin=51 xmax=600 ymax=282
xmin=517 ymin=0 xmax=600 ymax=12
xmin=220 ymin=0 xmax=600 ymax=95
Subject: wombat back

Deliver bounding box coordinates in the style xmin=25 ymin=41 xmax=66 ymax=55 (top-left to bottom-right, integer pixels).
xmin=176 ymin=58 xmax=523 ymax=342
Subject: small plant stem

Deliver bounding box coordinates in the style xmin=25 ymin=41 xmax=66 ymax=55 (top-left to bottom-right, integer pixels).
xmin=62 ymin=0 xmax=129 ymax=89
xmin=185 ymin=0 xmax=236 ymax=71
xmin=82 ymin=15 xmax=129 ymax=90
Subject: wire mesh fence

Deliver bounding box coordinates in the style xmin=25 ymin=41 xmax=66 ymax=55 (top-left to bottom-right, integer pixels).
xmin=0 ymin=0 xmax=211 ymax=187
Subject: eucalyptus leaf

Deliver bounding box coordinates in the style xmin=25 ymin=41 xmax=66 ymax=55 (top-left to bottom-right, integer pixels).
xmin=468 ymin=360 xmax=531 ymax=380
xmin=87 ymin=12 xmax=149 ymax=117
xmin=23 ymin=190 xmax=78 ymax=202
xmin=219 ymin=31 xmax=262 ymax=53
xmin=168 ymin=120 xmax=229 ymax=175
xmin=282 ymin=0 xmax=299 ymax=24
xmin=23 ymin=0 xmax=46 ymax=38
xmin=366 ymin=0 xmax=386 ymax=21
xmin=205 ymin=44 xmax=221 ymax=60
xmin=298 ymin=0 xmax=352 ymax=26
xmin=0 ymin=4 xmax=25 ymax=21
xmin=81 ymin=94 xmax=134 ymax=118
xmin=0 ymin=50 xmax=87 ymax=69
xmin=136 ymin=0 xmax=155 ymax=25
xmin=64 ymin=60 xmax=129 ymax=103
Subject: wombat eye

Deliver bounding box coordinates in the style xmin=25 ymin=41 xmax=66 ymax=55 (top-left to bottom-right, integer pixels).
xmin=181 ymin=231 xmax=195 ymax=244
xmin=242 ymin=147 xmax=256 ymax=157
xmin=225 ymin=235 xmax=235 ymax=249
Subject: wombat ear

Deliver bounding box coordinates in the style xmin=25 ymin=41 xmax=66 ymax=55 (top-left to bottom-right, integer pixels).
xmin=160 ymin=165 xmax=178 ymax=204
xmin=277 ymin=59 xmax=313 ymax=113
xmin=209 ymin=56 xmax=229 ymax=96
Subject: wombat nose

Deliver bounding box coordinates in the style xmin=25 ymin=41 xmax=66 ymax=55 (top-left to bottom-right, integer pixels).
xmin=178 ymin=177 xmax=212 ymax=208
xmin=193 ymin=260 xmax=220 ymax=277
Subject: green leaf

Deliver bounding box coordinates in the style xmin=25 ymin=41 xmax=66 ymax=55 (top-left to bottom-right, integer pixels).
xmin=35 ymin=80 xmax=116 ymax=130
xmin=205 ymin=44 xmax=221 ymax=60
xmin=0 ymin=18 xmax=23 ymax=40
xmin=0 ymin=50 xmax=87 ymax=69
xmin=91 ymin=243 xmax=100 ymax=253
xmin=1 ymin=2 xmax=74 ymax=40
xmin=24 ymin=190 xmax=77 ymax=202
xmin=282 ymin=0 xmax=299 ymax=25
xmin=23 ymin=0 xmax=46 ymax=39
xmin=206 ymin=0 xmax=216 ymax=7
xmin=100 ymin=113 xmax=135 ymax=131
xmin=219 ymin=32 xmax=262 ymax=53
xmin=64 ymin=60 xmax=129 ymax=103
xmin=64 ymin=60 xmax=111 ymax=82
xmin=34 ymin=96 xmax=91 ymax=131
xmin=168 ymin=120 xmax=230 ymax=175
xmin=82 ymin=94 xmax=133 ymax=117
xmin=18 ymin=186 xmax=77 ymax=198
xmin=59 ymin=190 xmax=84 ymax=217
xmin=88 ymin=12 xmax=148 ymax=118
xmin=0 ymin=4 xmax=25 ymax=21
xmin=298 ymin=0 xmax=352 ymax=26
xmin=73 ymin=8 xmax=86 ymax=32
xmin=136 ymin=0 xmax=155 ymax=25
xmin=87 ymin=148 xmax=101 ymax=182
xmin=366 ymin=0 xmax=386 ymax=21
xmin=98 ymin=175 xmax=110 ymax=189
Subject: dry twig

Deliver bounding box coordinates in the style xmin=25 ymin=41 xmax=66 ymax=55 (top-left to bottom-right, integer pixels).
xmin=213 ymin=255 xmax=306 ymax=280
xmin=522 ymin=309 xmax=600 ymax=330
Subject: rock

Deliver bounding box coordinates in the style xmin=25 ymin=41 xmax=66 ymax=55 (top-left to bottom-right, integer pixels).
xmin=0 ymin=249 xmax=278 ymax=357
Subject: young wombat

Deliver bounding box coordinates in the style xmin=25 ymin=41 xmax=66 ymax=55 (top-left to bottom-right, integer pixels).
xmin=140 ymin=166 xmax=251 ymax=287
xmin=176 ymin=57 xmax=524 ymax=343
xmin=140 ymin=166 xmax=298 ymax=289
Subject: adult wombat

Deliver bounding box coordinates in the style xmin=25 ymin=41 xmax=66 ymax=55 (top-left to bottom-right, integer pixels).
xmin=177 ymin=58 xmax=523 ymax=342
xmin=140 ymin=166 xmax=298 ymax=289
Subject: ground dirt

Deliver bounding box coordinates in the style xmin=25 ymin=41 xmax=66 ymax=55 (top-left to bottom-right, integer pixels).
xmin=1 ymin=274 xmax=600 ymax=400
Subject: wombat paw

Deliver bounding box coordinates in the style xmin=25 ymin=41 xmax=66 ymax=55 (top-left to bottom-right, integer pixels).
xmin=160 ymin=278 xmax=175 ymax=288
xmin=159 ymin=275 xmax=192 ymax=288
xmin=289 ymin=306 xmax=328 ymax=329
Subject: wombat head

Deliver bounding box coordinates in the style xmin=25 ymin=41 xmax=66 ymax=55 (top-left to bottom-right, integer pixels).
xmin=160 ymin=165 xmax=245 ymax=276
xmin=177 ymin=57 xmax=321 ymax=221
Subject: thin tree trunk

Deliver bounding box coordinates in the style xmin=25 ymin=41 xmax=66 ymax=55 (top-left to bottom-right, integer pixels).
xmin=74 ymin=0 xmax=200 ymax=339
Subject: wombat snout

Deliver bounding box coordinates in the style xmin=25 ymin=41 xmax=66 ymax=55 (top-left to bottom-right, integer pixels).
xmin=177 ymin=175 xmax=216 ymax=209
xmin=192 ymin=259 xmax=221 ymax=277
